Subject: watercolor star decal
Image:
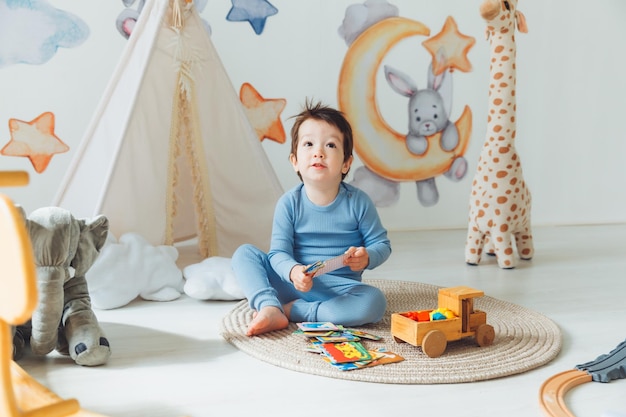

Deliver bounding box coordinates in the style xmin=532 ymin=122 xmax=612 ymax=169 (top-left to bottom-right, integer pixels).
xmin=1 ymin=112 xmax=69 ymax=173
xmin=226 ymin=0 xmax=278 ymax=35
xmin=240 ymin=83 xmax=286 ymax=144
xmin=422 ymin=16 xmax=476 ymax=75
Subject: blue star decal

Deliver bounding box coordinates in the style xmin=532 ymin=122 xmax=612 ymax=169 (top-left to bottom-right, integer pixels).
xmin=226 ymin=0 xmax=278 ymax=35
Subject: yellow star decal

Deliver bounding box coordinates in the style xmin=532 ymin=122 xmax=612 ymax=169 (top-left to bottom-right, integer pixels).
xmin=422 ymin=16 xmax=476 ymax=75
xmin=1 ymin=112 xmax=69 ymax=173
xmin=239 ymin=83 xmax=286 ymax=144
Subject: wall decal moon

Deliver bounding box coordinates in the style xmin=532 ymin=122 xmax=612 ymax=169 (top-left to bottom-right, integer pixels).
xmin=338 ymin=17 xmax=472 ymax=182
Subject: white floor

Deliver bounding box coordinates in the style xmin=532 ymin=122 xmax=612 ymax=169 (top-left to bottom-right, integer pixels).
xmin=19 ymin=224 xmax=626 ymax=417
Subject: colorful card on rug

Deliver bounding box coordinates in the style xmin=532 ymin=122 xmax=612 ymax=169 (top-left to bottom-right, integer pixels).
xmin=297 ymin=322 xmax=342 ymax=332
xmin=344 ymin=329 xmax=383 ymax=341
xmin=293 ymin=329 xmax=336 ymax=337
xmin=315 ymin=333 xmax=361 ymax=343
xmin=361 ymin=350 xmax=405 ymax=368
xmin=319 ymin=341 xmax=372 ymax=364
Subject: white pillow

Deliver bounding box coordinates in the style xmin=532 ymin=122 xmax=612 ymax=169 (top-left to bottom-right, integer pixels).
xmin=86 ymin=232 xmax=184 ymax=309
xmin=183 ymin=256 xmax=245 ymax=301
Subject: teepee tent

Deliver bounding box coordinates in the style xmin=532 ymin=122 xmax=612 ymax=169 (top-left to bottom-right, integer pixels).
xmin=54 ymin=0 xmax=283 ymax=258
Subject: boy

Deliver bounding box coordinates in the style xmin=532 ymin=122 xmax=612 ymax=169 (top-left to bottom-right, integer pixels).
xmin=232 ymin=100 xmax=391 ymax=336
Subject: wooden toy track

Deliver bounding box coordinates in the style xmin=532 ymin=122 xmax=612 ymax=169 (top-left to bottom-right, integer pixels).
xmin=539 ymin=339 xmax=626 ymax=417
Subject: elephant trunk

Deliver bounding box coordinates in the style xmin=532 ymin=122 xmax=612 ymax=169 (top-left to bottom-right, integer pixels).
xmin=30 ymin=266 xmax=67 ymax=355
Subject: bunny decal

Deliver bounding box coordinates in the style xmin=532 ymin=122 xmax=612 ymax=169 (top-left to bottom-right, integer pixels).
xmin=383 ymin=63 xmax=468 ymax=206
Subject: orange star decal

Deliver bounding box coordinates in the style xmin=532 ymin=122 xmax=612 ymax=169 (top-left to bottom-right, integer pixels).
xmin=1 ymin=112 xmax=69 ymax=173
xmin=422 ymin=16 xmax=476 ymax=75
xmin=239 ymin=82 xmax=286 ymax=144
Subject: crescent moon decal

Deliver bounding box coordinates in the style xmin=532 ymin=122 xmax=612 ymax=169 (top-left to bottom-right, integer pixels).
xmin=338 ymin=17 xmax=472 ymax=182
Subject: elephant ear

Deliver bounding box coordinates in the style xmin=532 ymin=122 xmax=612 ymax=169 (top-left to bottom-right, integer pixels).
xmin=72 ymin=215 xmax=109 ymax=276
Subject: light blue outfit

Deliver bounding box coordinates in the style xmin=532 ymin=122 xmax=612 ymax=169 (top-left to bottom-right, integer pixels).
xmin=232 ymin=182 xmax=391 ymax=326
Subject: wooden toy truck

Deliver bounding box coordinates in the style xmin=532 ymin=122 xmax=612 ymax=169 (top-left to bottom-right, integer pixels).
xmin=390 ymin=286 xmax=495 ymax=358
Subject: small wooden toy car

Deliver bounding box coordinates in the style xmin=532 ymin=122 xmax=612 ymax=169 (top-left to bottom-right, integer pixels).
xmin=391 ymin=286 xmax=495 ymax=358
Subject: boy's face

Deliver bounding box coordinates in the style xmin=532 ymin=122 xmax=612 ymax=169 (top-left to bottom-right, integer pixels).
xmin=290 ymin=119 xmax=352 ymax=187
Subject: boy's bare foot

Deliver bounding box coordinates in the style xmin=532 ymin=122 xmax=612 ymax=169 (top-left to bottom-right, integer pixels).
xmin=246 ymin=306 xmax=289 ymax=336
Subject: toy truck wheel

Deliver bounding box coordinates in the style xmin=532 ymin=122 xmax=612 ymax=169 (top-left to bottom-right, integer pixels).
xmin=475 ymin=323 xmax=495 ymax=347
xmin=422 ymin=330 xmax=447 ymax=358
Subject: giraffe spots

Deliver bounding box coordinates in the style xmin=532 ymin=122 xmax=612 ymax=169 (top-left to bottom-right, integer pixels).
xmin=496 ymin=170 xmax=508 ymax=178
xmin=494 ymin=72 xmax=504 ymax=80
xmin=497 ymin=196 xmax=508 ymax=204
xmin=510 ymin=177 xmax=518 ymax=185
xmin=494 ymin=125 xmax=502 ymax=132
xmin=477 ymin=209 xmax=485 ymax=218
xmin=504 ymin=248 xmax=513 ymax=255
xmin=498 ymin=146 xmax=510 ymax=154
xmin=500 ymin=224 xmax=509 ymax=232
xmin=493 ymin=98 xmax=503 ymax=106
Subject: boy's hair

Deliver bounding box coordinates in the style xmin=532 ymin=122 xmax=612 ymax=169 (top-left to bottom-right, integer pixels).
xmin=289 ymin=99 xmax=354 ymax=180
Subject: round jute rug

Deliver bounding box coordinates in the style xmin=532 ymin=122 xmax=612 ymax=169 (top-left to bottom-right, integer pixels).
xmin=220 ymin=279 xmax=562 ymax=384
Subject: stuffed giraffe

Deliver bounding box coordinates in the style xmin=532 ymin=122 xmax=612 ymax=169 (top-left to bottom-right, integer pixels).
xmin=465 ymin=0 xmax=533 ymax=269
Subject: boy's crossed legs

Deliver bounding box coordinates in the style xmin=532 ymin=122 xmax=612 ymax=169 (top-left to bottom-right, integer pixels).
xmin=232 ymin=244 xmax=386 ymax=337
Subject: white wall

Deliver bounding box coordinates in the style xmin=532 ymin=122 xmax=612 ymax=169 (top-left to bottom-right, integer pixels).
xmin=1 ymin=0 xmax=625 ymax=232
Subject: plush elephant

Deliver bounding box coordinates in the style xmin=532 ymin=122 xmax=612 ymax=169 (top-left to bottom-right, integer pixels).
xmin=12 ymin=206 xmax=111 ymax=366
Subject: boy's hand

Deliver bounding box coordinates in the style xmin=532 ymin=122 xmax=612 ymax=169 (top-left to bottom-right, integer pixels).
xmin=290 ymin=266 xmax=314 ymax=292
xmin=344 ymin=246 xmax=368 ymax=271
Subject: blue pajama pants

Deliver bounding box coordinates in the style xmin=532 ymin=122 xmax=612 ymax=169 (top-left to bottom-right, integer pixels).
xmin=231 ymin=244 xmax=387 ymax=326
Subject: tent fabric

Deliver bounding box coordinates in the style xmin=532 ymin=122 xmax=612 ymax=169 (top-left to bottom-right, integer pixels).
xmin=54 ymin=0 xmax=284 ymax=258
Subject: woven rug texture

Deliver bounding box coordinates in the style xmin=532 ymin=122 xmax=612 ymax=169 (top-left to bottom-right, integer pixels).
xmin=221 ymin=279 xmax=562 ymax=384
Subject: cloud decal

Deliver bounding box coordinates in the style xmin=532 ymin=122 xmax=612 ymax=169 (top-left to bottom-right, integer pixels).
xmin=0 ymin=0 xmax=89 ymax=68
xmin=338 ymin=0 xmax=399 ymax=46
